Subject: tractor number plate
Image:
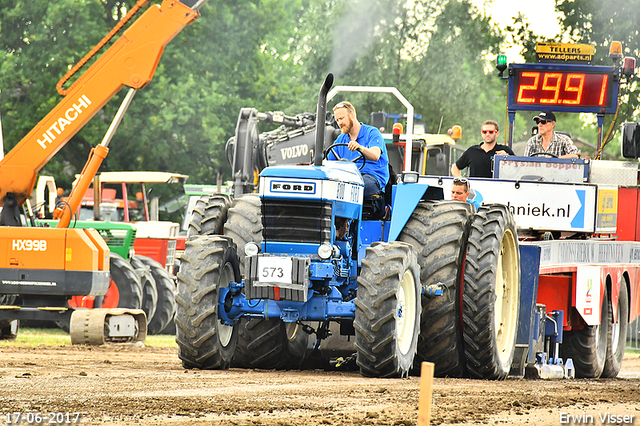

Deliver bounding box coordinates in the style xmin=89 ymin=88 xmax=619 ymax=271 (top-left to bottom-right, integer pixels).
xmin=257 ymin=256 xmax=292 ymax=285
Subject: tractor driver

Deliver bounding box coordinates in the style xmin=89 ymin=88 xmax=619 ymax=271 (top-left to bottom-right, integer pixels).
xmin=329 ymin=101 xmax=389 ymax=198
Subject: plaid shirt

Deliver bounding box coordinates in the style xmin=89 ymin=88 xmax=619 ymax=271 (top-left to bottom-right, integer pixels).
xmin=524 ymin=132 xmax=579 ymax=157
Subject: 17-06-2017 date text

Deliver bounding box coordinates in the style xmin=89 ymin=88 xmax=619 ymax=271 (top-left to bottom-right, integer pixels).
xmin=4 ymin=412 xmax=81 ymax=424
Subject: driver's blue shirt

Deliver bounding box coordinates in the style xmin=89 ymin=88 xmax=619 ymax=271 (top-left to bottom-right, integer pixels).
xmin=328 ymin=123 xmax=389 ymax=189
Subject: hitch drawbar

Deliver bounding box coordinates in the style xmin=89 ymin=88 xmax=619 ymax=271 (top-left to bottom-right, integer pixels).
xmin=69 ymin=308 xmax=147 ymax=345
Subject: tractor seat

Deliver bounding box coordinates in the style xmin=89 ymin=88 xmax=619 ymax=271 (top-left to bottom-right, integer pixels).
xmin=362 ymin=193 xmax=390 ymax=220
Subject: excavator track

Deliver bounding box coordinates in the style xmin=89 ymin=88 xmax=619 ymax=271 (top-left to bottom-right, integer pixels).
xmin=69 ymin=308 xmax=147 ymax=345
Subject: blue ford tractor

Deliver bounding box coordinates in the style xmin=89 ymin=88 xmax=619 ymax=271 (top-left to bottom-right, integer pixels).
xmin=175 ymin=75 xmax=521 ymax=378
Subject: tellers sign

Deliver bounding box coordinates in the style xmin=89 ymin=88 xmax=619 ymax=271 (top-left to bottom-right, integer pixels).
xmin=508 ymin=63 xmax=619 ymax=114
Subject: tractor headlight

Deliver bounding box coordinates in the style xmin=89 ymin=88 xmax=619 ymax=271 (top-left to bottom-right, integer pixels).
xmin=317 ymin=243 xmax=333 ymax=260
xmin=244 ymin=242 xmax=260 ymax=257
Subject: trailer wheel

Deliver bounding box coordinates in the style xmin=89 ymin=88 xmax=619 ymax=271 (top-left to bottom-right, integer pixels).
xmin=232 ymin=319 xmax=309 ymax=369
xmin=355 ymin=241 xmax=421 ymax=378
xmin=398 ymin=200 xmax=472 ymax=377
xmin=561 ymin=287 xmax=609 ymax=378
xmin=136 ymin=256 xmax=177 ymax=336
xmin=602 ymin=279 xmax=629 ymax=378
xmin=175 ymin=236 xmax=240 ymax=369
xmin=463 ymin=204 xmax=520 ymax=380
xmin=187 ymin=194 xmax=232 ymax=237
xmin=131 ymin=255 xmax=158 ymax=323
xmin=103 ymin=252 xmax=143 ymax=310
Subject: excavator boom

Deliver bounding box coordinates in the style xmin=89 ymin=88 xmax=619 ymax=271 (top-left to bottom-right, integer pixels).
xmin=0 ymin=0 xmax=208 ymax=343
xmin=0 ymin=0 xmax=202 ymax=208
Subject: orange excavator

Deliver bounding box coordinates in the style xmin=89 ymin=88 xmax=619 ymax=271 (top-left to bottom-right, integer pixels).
xmin=0 ymin=0 xmax=208 ymax=344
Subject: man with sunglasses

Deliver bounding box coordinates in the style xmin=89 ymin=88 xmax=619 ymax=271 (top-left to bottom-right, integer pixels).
xmin=524 ymin=111 xmax=580 ymax=158
xmin=451 ymin=120 xmax=514 ymax=178
xmin=329 ymin=101 xmax=389 ymax=198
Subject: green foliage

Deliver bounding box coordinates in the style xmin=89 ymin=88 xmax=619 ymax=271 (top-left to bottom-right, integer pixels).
xmin=293 ymin=0 xmax=506 ymax=147
xmin=0 ymin=0 xmax=307 ymax=192
xmin=7 ymin=0 xmax=628 ymax=199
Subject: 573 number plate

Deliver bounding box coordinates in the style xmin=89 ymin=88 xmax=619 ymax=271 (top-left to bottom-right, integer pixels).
xmin=257 ymin=256 xmax=292 ymax=285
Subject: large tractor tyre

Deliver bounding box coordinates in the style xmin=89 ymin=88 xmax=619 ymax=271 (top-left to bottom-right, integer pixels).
xmin=223 ymin=194 xmax=262 ymax=274
xmin=602 ymin=279 xmax=630 ymax=378
xmin=398 ymin=200 xmax=472 ymax=377
xmin=561 ymin=288 xmax=609 ymax=378
xmin=103 ymin=252 xmax=144 ymax=310
xmin=355 ymin=241 xmax=421 ymax=378
xmin=131 ymin=255 xmax=158 ymax=324
xmin=463 ymin=204 xmax=520 ymax=380
xmin=175 ymin=236 xmax=241 ymax=369
xmin=232 ymin=319 xmax=309 ymax=370
xmin=187 ymin=193 xmax=233 ymax=237
xmin=136 ymin=256 xmax=177 ymax=336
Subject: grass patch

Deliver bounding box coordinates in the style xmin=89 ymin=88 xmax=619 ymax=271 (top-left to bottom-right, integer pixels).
xmin=0 ymin=327 xmax=177 ymax=348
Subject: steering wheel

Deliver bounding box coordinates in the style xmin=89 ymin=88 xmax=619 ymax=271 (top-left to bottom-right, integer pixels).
xmin=323 ymin=143 xmax=366 ymax=170
xmin=530 ymin=152 xmax=558 ymax=158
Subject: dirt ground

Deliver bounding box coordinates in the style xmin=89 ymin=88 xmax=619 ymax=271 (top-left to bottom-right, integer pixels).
xmin=0 ymin=343 xmax=639 ymax=426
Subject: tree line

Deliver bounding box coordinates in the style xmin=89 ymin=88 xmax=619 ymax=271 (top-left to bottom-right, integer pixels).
xmin=0 ymin=0 xmax=636 ymax=197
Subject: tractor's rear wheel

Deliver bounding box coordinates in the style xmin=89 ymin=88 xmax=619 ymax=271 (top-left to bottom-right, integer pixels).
xmin=463 ymin=204 xmax=520 ymax=380
xmin=602 ymin=279 xmax=629 ymax=378
xmin=232 ymin=319 xmax=309 ymax=369
xmin=561 ymin=287 xmax=609 ymax=378
xmin=355 ymin=241 xmax=421 ymax=378
xmin=131 ymin=255 xmax=158 ymax=324
xmin=398 ymin=200 xmax=472 ymax=377
xmin=136 ymin=256 xmax=176 ymax=335
xmin=187 ymin=194 xmax=232 ymax=237
xmin=176 ymin=236 xmax=240 ymax=369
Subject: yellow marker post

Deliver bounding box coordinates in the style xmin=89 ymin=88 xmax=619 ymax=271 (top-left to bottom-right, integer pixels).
xmin=417 ymin=361 xmax=434 ymax=425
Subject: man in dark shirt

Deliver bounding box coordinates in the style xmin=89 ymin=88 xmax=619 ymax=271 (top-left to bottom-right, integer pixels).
xmin=451 ymin=120 xmax=514 ymax=178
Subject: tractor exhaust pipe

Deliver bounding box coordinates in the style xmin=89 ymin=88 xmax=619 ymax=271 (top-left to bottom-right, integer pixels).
xmin=314 ymin=73 xmax=334 ymax=166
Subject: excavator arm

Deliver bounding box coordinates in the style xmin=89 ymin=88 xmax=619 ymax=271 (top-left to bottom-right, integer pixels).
xmin=0 ymin=0 xmax=208 ymax=343
xmin=0 ymin=0 xmax=205 ymax=212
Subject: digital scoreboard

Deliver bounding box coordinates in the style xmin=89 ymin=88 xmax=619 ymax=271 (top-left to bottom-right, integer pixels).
xmin=508 ymin=63 xmax=619 ymax=114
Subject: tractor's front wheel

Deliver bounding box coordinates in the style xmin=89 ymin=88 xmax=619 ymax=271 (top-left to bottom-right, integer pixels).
xmin=463 ymin=204 xmax=520 ymax=380
xmin=355 ymin=241 xmax=421 ymax=378
xmin=232 ymin=319 xmax=309 ymax=369
xmin=176 ymin=236 xmax=240 ymax=369
xmin=223 ymin=194 xmax=308 ymax=369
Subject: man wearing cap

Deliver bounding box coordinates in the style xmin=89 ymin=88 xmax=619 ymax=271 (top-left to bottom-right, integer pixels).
xmin=524 ymin=111 xmax=580 ymax=159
